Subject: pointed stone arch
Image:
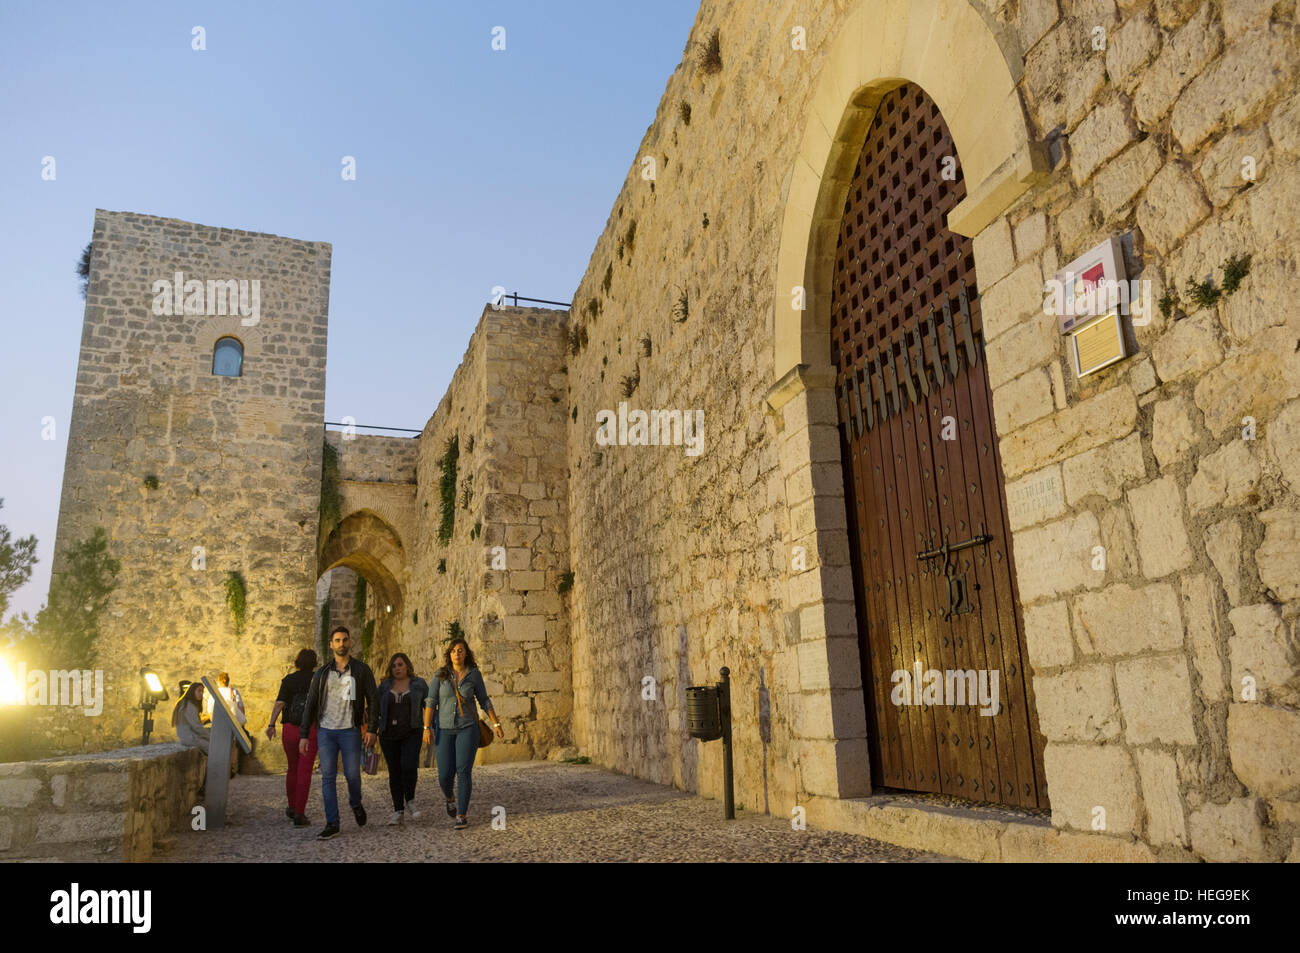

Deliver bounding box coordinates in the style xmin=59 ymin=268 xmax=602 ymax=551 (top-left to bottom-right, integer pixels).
xmin=318 ymin=509 xmax=409 ymax=662
xmin=770 ymin=0 xmax=1049 ymax=395
xmin=766 ymin=0 xmax=1049 ymax=804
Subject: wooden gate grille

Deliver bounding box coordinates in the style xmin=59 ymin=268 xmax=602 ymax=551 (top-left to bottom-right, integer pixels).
xmin=831 ymin=83 xmax=1048 ymax=809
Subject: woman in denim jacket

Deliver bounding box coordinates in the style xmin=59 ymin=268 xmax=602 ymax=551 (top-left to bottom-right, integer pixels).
xmin=422 ymin=638 xmax=503 ymax=828
xmin=376 ymin=653 xmax=429 ymax=826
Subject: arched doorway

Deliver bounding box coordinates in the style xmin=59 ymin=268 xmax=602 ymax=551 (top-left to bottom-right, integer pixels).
xmin=317 ymin=510 xmax=408 ymax=669
xmin=831 ymin=82 xmax=1047 ymax=808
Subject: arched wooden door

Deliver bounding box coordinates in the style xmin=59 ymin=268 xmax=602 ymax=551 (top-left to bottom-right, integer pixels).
xmin=832 ymin=83 xmax=1049 ymax=809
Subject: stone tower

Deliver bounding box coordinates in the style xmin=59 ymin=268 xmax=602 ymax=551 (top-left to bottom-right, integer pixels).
xmin=50 ymin=210 xmax=331 ymax=767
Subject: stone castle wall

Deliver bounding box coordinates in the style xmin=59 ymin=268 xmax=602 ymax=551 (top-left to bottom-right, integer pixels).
xmin=49 ymin=210 xmax=331 ymax=768
xmin=405 ymin=307 xmax=572 ymax=762
xmin=561 ymin=0 xmax=1300 ymax=859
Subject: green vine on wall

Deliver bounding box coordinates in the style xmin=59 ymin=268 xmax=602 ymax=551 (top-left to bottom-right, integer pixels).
xmin=437 ymin=434 xmax=459 ymax=545
xmin=225 ymin=571 xmax=247 ymax=635
xmin=444 ymin=619 xmax=463 ymax=644
xmin=354 ymin=575 xmax=367 ymax=618
xmin=360 ymin=619 xmax=375 ymax=663
xmin=29 ymin=527 xmax=120 ymax=668
xmin=318 ymin=439 xmax=341 ymax=549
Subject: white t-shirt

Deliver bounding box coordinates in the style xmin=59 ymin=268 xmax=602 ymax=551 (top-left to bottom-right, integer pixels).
xmin=321 ymin=668 xmax=356 ymax=730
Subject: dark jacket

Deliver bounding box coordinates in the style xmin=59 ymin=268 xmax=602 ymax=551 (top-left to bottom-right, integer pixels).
xmin=300 ymin=656 xmax=379 ymax=734
xmin=376 ymin=676 xmax=429 ymax=737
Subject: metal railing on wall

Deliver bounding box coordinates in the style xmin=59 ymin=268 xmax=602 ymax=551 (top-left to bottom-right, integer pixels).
xmin=323 ymin=422 xmax=422 ymax=435
xmin=496 ymin=292 xmax=571 ymax=309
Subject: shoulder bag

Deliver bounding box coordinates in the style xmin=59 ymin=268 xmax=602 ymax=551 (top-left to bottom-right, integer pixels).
xmin=452 ymin=671 xmax=494 ymax=749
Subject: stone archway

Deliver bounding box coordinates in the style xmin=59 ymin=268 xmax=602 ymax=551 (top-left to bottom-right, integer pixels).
xmin=318 ymin=509 xmax=409 ymax=667
xmin=766 ymin=0 xmax=1050 ymax=803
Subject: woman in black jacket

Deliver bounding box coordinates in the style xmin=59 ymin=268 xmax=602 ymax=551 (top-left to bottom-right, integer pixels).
xmin=376 ymin=653 xmax=429 ymax=825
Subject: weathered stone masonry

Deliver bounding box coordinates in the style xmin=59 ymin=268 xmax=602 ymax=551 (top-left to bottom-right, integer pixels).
xmin=49 ymin=210 xmax=331 ymax=769
xmin=35 ymin=0 xmax=1300 ymax=862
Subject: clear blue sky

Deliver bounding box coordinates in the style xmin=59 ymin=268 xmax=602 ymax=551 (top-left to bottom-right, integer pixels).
xmin=0 ymin=0 xmax=702 ymax=620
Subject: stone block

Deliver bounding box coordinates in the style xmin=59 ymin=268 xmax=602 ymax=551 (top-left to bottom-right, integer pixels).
xmin=1228 ymin=603 xmax=1297 ymax=703
xmin=1043 ymin=743 xmax=1140 ymax=835
xmin=1127 ymin=476 xmax=1193 ymax=578
xmin=1062 ymin=432 xmax=1144 ymax=504
xmin=1106 ymin=13 xmax=1160 ymax=92
xmin=1098 ymin=504 xmax=1140 ymax=577
xmin=490 ymin=694 xmax=532 ymax=719
xmin=1138 ymin=162 xmax=1213 ymax=254
xmin=502 ymin=615 xmax=547 ymax=641
xmin=36 ymin=811 xmax=127 ymax=845
xmin=1222 ymin=258 xmax=1298 ymax=344
xmin=999 ymin=384 xmax=1137 ymax=478
xmin=1006 ymin=465 xmax=1066 ymax=531
xmin=1133 ymin=5 xmax=1220 ymax=125
xmin=1013 ymin=213 xmax=1048 ymax=260
xmin=1172 ymin=25 xmax=1299 ymax=152
xmin=1268 ymin=399 xmax=1300 ymax=496
xmin=1188 ymin=797 xmax=1266 ymax=861
xmin=74 ymin=771 xmax=129 ymax=808
xmin=1023 ymin=599 xmax=1073 ymax=670
xmin=986 ymin=317 xmax=1059 ymax=391
xmin=1271 ymin=92 xmax=1300 ymax=157
xmin=972 ymin=216 xmax=1015 ymax=287
xmin=1256 ymin=508 xmax=1300 ymax=601
xmin=1033 ymin=664 xmax=1121 ymax=742
xmin=0 ymin=778 xmax=42 ymax=808
xmin=1194 ymin=329 xmax=1300 ymax=434
xmin=508 ymin=571 xmax=545 ymax=591
xmin=1205 ymin=518 xmax=1244 ymax=605
xmin=1091 ymin=138 xmax=1162 ymax=212
xmin=1198 ymin=128 xmax=1271 ymax=207
xmin=980 ymin=259 xmax=1044 ymax=342
xmin=1186 ymin=441 xmax=1261 ymax=514
xmin=1248 ymin=156 xmax=1300 ymax=250
xmin=1229 ymin=704 xmax=1300 ymax=798
xmin=533 ymin=690 xmax=572 ymax=721
xmin=513 ymin=670 xmax=565 ymax=693
xmin=1072 ymin=582 xmax=1184 ymax=657
xmin=1115 ymin=655 xmax=1198 ymax=745
xmin=1151 ymin=397 xmax=1197 ymax=468
xmin=1071 ymin=99 xmax=1137 ymax=185
xmin=1135 ymin=748 xmax=1188 ymax=847
xmin=1180 ymin=574 xmax=1230 ymax=703
xmin=1012 ymin=511 xmax=1103 ymax=602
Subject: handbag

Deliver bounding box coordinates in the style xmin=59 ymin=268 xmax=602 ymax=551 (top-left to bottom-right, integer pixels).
xmin=362 ymin=744 xmax=380 ymax=775
xmin=453 ymin=671 xmax=494 ymax=749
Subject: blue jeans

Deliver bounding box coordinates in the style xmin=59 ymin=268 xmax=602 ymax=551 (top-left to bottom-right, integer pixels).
xmin=317 ymin=726 xmax=363 ymax=826
xmin=435 ymin=725 xmax=479 ymax=816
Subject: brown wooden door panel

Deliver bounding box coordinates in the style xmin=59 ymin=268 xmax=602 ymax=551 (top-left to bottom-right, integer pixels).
xmin=830 ymin=82 xmax=1048 ymax=809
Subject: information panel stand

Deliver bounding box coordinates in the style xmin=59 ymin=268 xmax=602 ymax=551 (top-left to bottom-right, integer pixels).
xmin=200 ymin=675 xmax=253 ymax=829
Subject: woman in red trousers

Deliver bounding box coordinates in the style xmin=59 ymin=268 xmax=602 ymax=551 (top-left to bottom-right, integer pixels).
xmin=265 ymin=649 xmax=319 ymax=826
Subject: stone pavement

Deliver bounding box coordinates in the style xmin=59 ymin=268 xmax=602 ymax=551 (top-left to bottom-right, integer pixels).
xmin=158 ymin=761 xmax=947 ymax=862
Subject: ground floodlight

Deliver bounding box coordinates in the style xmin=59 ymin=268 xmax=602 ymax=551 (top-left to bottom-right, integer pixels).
xmin=139 ymin=667 xmax=170 ymax=745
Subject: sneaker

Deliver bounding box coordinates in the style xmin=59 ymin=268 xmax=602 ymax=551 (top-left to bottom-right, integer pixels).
xmin=454 ymin=815 xmax=468 ymax=830
xmin=293 ymin=813 xmax=311 ymax=827
xmin=317 ymin=823 xmax=340 ymax=840
xmin=405 ymin=800 xmax=422 ymax=819
xmin=285 ymin=806 xmax=295 ymax=819
xmin=387 ymin=811 xmax=403 ymax=826
xmin=445 ymin=798 xmax=457 ymax=818
xmin=353 ymin=804 xmax=367 ymax=827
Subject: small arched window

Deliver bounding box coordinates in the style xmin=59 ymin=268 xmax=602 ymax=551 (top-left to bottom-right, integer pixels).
xmin=212 ymin=337 xmax=243 ymax=377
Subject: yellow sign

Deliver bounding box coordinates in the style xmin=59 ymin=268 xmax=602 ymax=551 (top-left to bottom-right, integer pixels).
xmin=1071 ymin=311 xmax=1126 ymax=377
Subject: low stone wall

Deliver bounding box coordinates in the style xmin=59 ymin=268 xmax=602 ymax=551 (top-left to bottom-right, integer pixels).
xmin=0 ymin=743 xmax=203 ymax=862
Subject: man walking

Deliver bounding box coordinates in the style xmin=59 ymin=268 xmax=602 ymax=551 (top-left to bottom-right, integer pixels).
xmin=299 ymin=626 xmax=379 ymax=840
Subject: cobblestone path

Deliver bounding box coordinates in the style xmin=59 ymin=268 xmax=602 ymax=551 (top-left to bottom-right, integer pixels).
xmin=158 ymin=761 xmax=945 ymax=862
